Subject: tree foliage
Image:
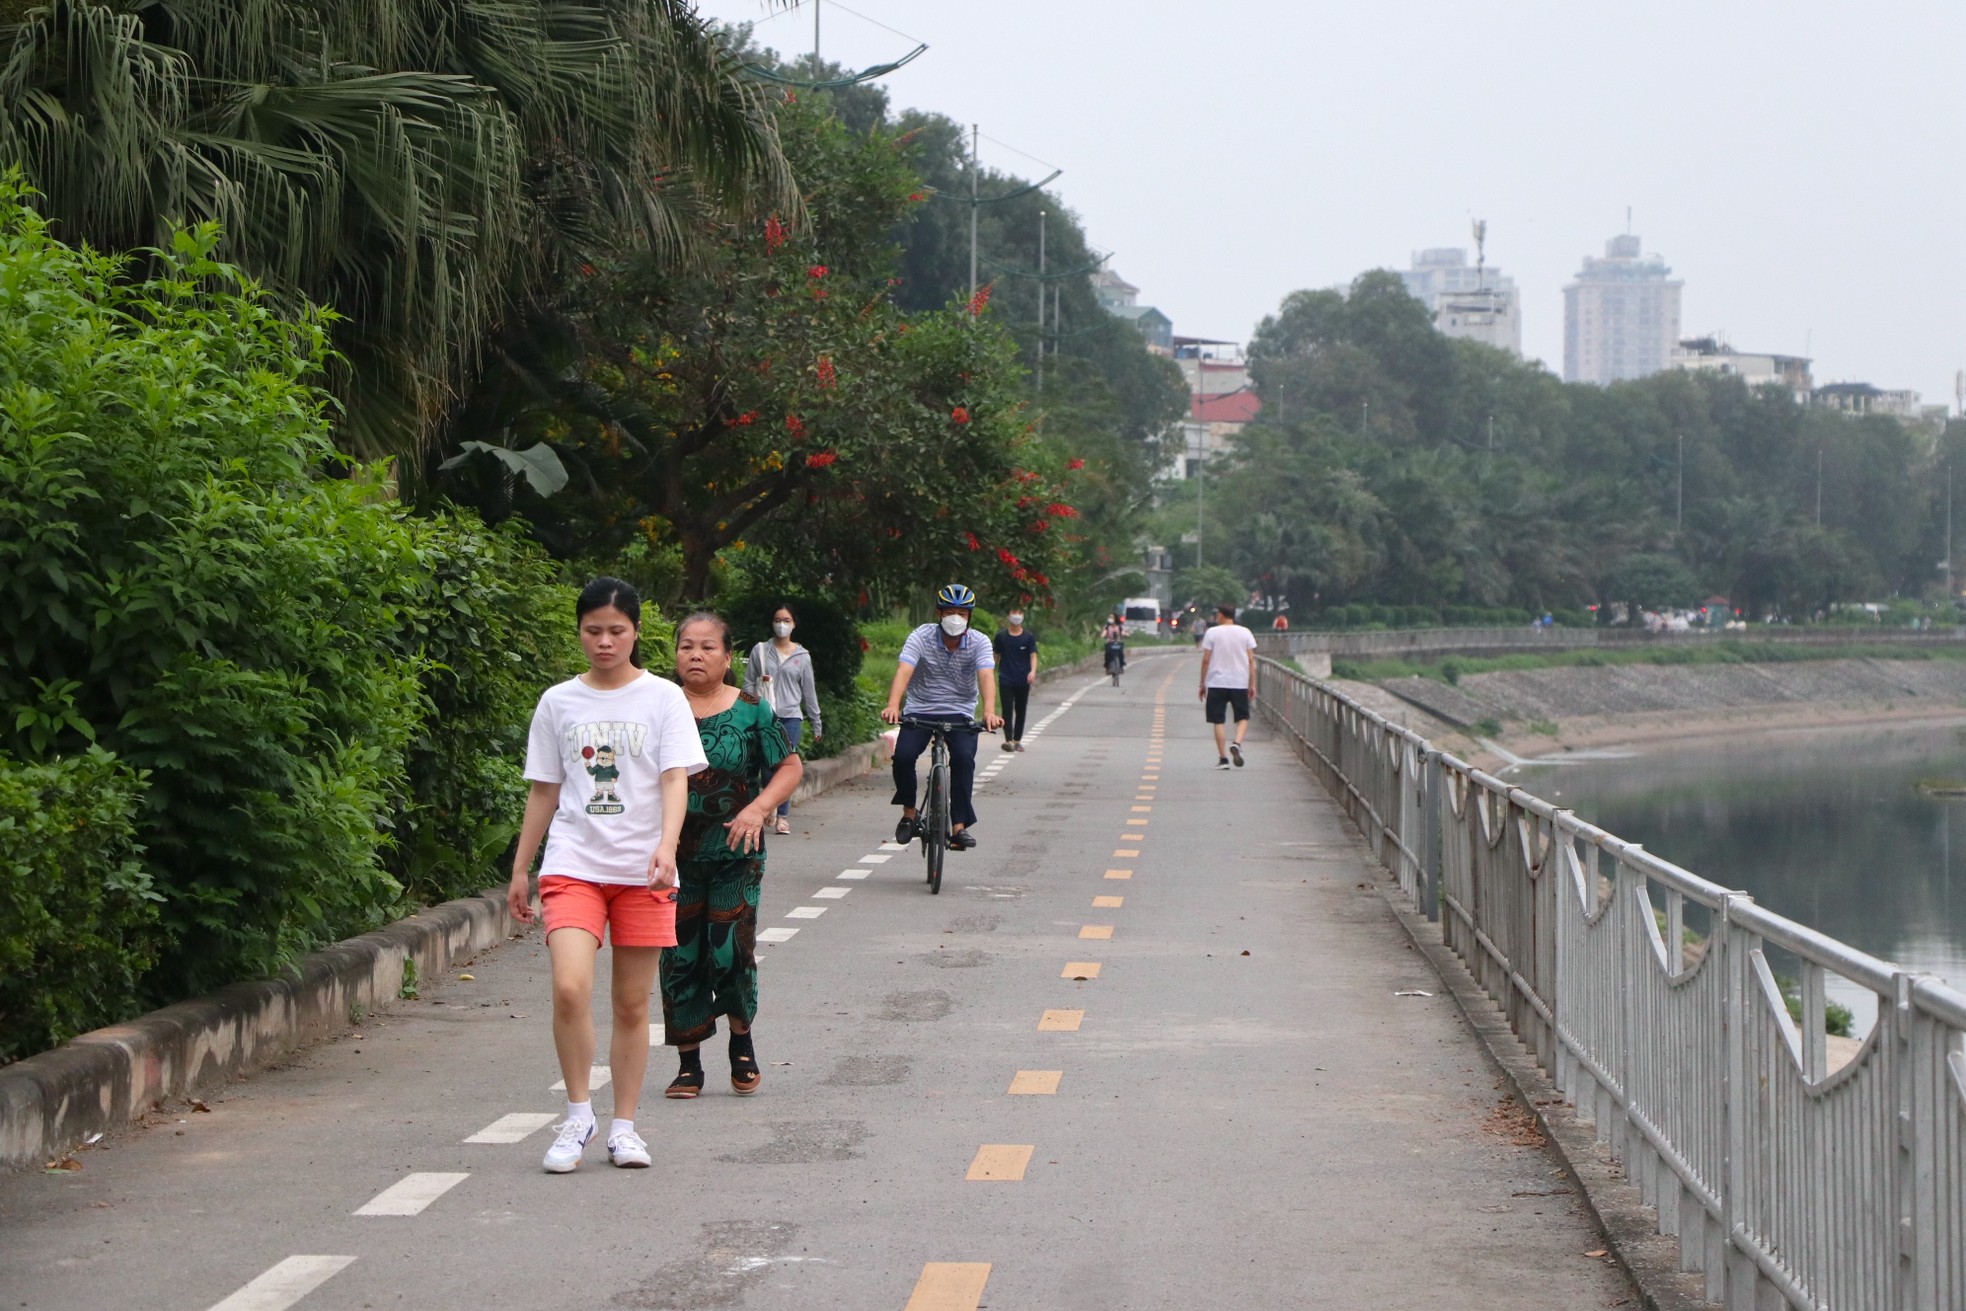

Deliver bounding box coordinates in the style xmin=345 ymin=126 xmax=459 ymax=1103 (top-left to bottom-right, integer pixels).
xmin=0 ymin=0 xmax=792 ymax=471
xmin=445 ymin=96 xmax=1086 ymax=610
xmin=1195 ymin=271 xmax=1960 ymax=620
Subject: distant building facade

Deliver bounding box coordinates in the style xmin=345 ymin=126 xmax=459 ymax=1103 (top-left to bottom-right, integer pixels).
xmin=1672 ymin=336 xmax=1813 ymax=404
xmin=1814 ymin=382 xmax=1923 ymax=419
xmin=1093 ymin=267 xmax=1172 ymax=354
xmin=1399 ymin=248 xmax=1521 ymax=357
xmin=1167 ymin=339 xmax=1256 ymax=481
xmin=1563 ymin=234 xmax=1683 ymax=385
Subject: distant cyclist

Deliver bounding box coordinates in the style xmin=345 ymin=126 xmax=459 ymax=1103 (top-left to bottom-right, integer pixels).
xmin=881 ymin=584 xmax=1003 ymax=850
xmin=1101 ymin=612 xmax=1126 ymax=683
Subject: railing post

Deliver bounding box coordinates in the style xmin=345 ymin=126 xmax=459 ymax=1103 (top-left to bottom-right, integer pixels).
xmin=1421 ymin=749 xmax=1441 ymax=923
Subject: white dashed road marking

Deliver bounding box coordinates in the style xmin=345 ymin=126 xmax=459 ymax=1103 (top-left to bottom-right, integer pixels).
xmin=813 ymin=886 xmax=849 ymax=899
xmin=837 ymin=869 xmax=871 ymax=880
xmin=786 ymin=906 xmax=827 ymax=919
xmin=858 ymin=854 xmax=893 ymax=864
xmin=354 ymin=1172 xmax=470 ymax=1217
xmin=463 ymin=1112 xmax=557 ymax=1144
xmin=205 ymin=1256 xmax=356 ymax=1311
xmin=549 ymin=1065 xmax=610 ymax=1092
xmin=758 ymin=926 xmax=800 ymax=943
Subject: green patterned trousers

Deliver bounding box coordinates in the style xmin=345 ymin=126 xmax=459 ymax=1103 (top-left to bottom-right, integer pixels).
xmin=658 ymin=856 xmax=762 ymax=1046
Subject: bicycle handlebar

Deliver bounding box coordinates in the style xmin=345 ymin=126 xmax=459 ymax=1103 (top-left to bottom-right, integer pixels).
xmin=895 ymin=716 xmax=991 ymax=734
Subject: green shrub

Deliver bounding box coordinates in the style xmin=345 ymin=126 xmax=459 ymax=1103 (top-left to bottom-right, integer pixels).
xmin=389 ymin=516 xmax=578 ymax=904
xmin=0 ymin=749 xmax=159 ymax=1063
xmin=0 ymin=187 xmax=574 ymax=1011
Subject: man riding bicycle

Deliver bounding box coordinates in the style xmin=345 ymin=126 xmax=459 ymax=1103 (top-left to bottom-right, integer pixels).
xmin=1101 ymin=612 xmax=1126 ymax=680
xmin=881 ymin=584 xmax=1003 ymax=850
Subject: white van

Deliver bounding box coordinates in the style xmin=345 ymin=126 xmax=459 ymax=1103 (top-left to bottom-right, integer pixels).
xmin=1120 ymin=597 xmax=1162 ymax=637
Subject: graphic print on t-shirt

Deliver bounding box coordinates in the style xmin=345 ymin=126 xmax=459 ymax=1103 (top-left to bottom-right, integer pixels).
xmin=567 ymin=720 xmax=650 ymax=815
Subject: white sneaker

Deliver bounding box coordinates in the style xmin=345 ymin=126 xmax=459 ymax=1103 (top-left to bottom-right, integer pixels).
xmin=543 ymin=1117 xmax=596 ymax=1173
xmin=608 ymin=1129 xmax=651 ymax=1169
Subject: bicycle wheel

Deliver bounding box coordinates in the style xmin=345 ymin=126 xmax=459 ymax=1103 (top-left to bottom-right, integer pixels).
xmin=926 ymin=760 xmax=949 ymax=895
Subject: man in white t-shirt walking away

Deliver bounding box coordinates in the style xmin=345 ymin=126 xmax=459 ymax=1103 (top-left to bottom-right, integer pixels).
xmin=1198 ymin=602 xmax=1258 ymax=770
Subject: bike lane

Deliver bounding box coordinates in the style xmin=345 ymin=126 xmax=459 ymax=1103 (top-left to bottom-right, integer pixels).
xmin=0 ymin=651 xmax=1632 ymax=1310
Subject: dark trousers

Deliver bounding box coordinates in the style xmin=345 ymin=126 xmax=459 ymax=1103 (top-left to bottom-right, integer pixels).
xmin=1002 ymin=682 xmax=1030 ymax=742
xmin=891 ymin=715 xmax=979 ymax=828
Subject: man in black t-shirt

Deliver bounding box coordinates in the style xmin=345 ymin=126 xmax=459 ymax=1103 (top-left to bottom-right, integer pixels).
xmin=992 ymin=609 xmax=1040 ymax=752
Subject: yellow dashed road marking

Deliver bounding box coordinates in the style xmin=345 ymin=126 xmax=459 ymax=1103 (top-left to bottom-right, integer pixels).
xmin=1131 ymin=805 xmax=1153 ymax=812
xmin=905 ymin=1263 xmax=992 ymax=1310
xmin=1113 ymin=848 xmax=1140 ymax=858
xmin=1038 ymin=1008 xmax=1084 ymax=1030
xmin=1104 ymin=868 xmax=1132 ymax=880
xmin=1079 ymin=924 xmax=1114 ymax=940
xmin=1062 ymin=961 xmax=1101 ymax=978
xmin=1008 ymin=1070 xmax=1063 ymax=1095
xmin=966 ymin=1145 xmax=1034 ymax=1180
xmin=1092 ymin=895 xmax=1123 ymax=908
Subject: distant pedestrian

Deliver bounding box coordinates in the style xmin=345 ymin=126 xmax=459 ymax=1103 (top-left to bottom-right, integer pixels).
xmin=663 ymin=613 xmax=803 ymax=1099
xmin=1190 ymin=611 xmax=1207 ymax=646
xmin=1271 ymin=613 xmax=1290 ymax=632
xmin=993 ymin=607 xmax=1039 ymax=751
xmin=1198 ymin=602 xmax=1257 ymax=770
xmin=743 ymin=604 xmax=821 ymax=835
xmin=509 ymin=577 xmax=708 ymax=1174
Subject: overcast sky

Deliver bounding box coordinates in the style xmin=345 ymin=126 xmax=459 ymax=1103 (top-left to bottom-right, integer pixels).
xmin=702 ymin=0 xmax=1966 ymax=406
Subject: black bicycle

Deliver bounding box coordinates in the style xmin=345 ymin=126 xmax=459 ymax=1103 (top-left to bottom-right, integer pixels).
xmin=1104 ymin=640 xmax=1126 ymax=686
xmin=897 ymin=717 xmax=984 ymax=894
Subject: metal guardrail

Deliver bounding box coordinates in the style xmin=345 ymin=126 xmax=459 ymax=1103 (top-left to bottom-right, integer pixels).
xmin=1256 ymin=656 xmax=1966 ymax=1310
xmin=1274 ymin=625 xmax=1966 ymax=660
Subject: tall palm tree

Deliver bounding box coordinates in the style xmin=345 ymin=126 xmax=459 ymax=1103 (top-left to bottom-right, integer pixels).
xmin=0 ymin=0 xmax=792 ymax=474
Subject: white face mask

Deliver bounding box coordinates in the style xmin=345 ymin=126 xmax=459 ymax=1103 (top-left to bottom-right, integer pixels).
xmin=773 ymin=622 xmax=793 ymax=638
xmin=941 ymin=614 xmax=970 ymax=637
xmin=1007 ymin=613 xmax=1024 ymax=626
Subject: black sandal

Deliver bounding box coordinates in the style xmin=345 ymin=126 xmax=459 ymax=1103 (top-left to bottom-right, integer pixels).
xmin=729 ymin=1032 xmax=761 ymax=1096
xmin=665 ymin=1058 xmax=704 ymax=1100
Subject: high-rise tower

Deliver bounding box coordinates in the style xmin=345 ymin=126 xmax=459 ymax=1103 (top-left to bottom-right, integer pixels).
xmin=1562 ymin=233 xmax=1683 ymax=385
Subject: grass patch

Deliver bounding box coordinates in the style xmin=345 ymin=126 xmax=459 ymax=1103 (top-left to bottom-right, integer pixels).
xmin=1331 ymin=640 xmax=1966 ymax=685
xmin=1471 ymin=717 xmax=1504 ymax=739
xmin=1526 ymin=719 xmax=1560 ymax=737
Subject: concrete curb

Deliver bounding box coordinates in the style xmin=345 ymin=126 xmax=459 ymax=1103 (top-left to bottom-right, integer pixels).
xmin=1379 ymin=888 xmax=1718 ymax=1310
xmin=0 ymin=890 xmax=512 ymax=1172
xmin=2 ymin=649 xmax=1129 ymax=1172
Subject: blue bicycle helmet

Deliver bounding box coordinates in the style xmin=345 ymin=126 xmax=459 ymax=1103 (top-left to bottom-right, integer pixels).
xmin=936 ymin=582 xmax=977 ymax=610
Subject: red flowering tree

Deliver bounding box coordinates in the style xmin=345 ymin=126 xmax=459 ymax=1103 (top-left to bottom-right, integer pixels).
xmin=493 ymin=97 xmax=1080 ymax=603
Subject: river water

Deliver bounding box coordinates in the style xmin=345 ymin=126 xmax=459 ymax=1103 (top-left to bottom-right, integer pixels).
xmin=1514 ymin=720 xmax=1966 ymax=1027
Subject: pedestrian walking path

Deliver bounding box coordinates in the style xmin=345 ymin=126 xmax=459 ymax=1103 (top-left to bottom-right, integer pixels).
xmin=0 ymin=652 xmax=1633 ymax=1310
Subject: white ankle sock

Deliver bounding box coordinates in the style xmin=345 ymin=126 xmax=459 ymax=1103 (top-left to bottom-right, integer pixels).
xmin=566 ymin=1099 xmax=594 ymax=1125
xmin=610 ymin=1117 xmax=635 ymax=1139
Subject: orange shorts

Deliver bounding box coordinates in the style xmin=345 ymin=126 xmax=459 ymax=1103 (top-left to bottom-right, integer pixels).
xmin=539 ymin=876 xmax=678 ymax=948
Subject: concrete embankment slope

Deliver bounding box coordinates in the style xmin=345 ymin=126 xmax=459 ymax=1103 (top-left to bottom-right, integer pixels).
xmin=1377 ymin=657 xmax=1966 ymax=731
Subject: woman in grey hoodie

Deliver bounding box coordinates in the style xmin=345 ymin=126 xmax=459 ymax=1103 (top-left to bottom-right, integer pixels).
xmin=744 ymin=604 xmax=823 ymax=834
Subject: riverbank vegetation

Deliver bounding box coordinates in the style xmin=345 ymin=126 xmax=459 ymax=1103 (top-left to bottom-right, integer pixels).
xmin=1163 ymin=272 xmax=1966 ymax=621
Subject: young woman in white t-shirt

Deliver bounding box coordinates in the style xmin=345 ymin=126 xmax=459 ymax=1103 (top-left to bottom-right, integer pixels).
xmin=508 ymin=578 xmax=708 ymax=1174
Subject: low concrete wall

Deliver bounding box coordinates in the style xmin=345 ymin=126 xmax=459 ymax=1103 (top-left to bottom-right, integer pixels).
xmin=1265 ymin=625 xmax=1966 ymax=662
xmin=1 ymin=652 xmax=1123 ymax=1172
xmin=0 ymin=891 xmax=511 ymax=1171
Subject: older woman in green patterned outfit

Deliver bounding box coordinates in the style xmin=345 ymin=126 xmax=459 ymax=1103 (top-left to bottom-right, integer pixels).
xmin=662 ymin=612 xmax=804 ymax=1098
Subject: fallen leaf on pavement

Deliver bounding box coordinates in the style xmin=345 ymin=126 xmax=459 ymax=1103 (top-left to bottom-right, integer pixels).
xmin=1584 ymin=1249 xmax=1608 ymax=1258
xmin=189 ymin=1099 xmax=211 ymax=1113
xmin=458 ymin=973 xmax=475 ymax=981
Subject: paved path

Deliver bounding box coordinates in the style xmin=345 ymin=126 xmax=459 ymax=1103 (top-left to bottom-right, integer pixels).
xmin=0 ymin=651 xmax=1633 ymax=1310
